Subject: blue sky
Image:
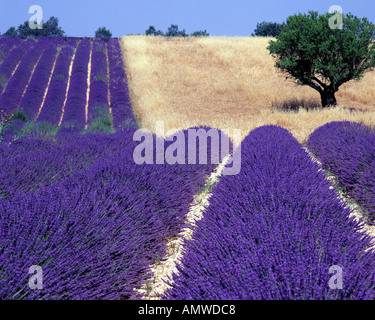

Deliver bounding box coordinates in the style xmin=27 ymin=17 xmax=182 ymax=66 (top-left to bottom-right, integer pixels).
xmin=0 ymin=0 xmax=374 ymax=37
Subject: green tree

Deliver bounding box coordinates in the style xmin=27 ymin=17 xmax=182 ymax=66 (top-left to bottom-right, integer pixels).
xmin=190 ymin=29 xmax=209 ymax=37
xmin=16 ymin=16 xmax=65 ymax=36
xmin=165 ymin=24 xmax=187 ymax=37
xmin=145 ymin=25 xmax=164 ymax=36
xmin=253 ymin=21 xmax=283 ymax=37
xmin=3 ymin=27 xmax=17 ymax=36
xmin=95 ymin=27 xmax=112 ymax=38
xmin=267 ymin=11 xmax=375 ymax=107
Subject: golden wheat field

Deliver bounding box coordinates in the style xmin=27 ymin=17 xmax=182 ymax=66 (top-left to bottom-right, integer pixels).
xmin=121 ymin=35 xmax=375 ymax=144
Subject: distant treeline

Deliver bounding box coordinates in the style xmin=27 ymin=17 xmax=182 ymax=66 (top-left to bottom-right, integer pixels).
xmin=144 ymin=24 xmax=209 ymax=37
xmin=2 ymin=16 xmax=284 ymax=38
xmin=2 ymin=16 xmax=112 ymax=38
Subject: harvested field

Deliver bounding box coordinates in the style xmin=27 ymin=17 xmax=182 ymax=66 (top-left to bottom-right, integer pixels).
xmin=121 ymin=36 xmax=375 ymax=143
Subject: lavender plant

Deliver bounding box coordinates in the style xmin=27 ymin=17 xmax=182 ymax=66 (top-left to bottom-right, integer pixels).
xmin=307 ymin=121 xmax=375 ymax=223
xmin=19 ymin=44 xmax=58 ymax=121
xmin=37 ymin=46 xmax=76 ymax=124
xmin=163 ymin=125 xmax=375 ymax=300
xmin=0 ymin=127 xmax=231 ymax=299
xmin=107 ymin=39 xmax=137 ymax=129
xmin=60 ymin=40 xmax=91 ymax=130
xmin=0 ymin=39 xmax=36 ymax=98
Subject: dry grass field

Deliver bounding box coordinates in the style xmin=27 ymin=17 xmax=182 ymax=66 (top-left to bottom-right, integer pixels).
xmin=121 ymin=35 xmax=375 ymax=144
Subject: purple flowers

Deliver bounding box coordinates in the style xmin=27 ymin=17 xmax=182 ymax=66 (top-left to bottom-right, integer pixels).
xmin=88 ymin=39 xmax=110 ymax=125
xmin=108 ymin=39 xmax=137 ymax=129
xmin=0 ymin=37 xmax=22 ymax=64
xmin=19 ymin=43 xmax=58 ymax=121
xmin=163 ymin=125 xmax=375 ymax=300
xmin=37 ymin=45 xmax=76 ymax=125
xmin=0 ymin=39 xmax=35 ymax=100
xmin=0 ymin=36 xmax=137 ymax=132
xmin=0 ymin=127 xmax=229 ymax=299
xmin=307 ymin=121 xmax=375 ymax=224
xmin=60 ymin=40 xmax=91 ymax=130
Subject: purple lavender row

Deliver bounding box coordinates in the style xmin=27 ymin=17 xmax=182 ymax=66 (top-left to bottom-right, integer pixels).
xmin=164 ymin=125 xmax=375 ymax=300
xmin=19 ymin=44 xmax=58 ymax=121
xmin=0 ymin=130 xmax=120 ymax=201
xmin=0 ymin=39 xmax=35 ymax=98
xmin=60 ymin=40 xmax=91 ymax=130
xmin=0 ymin=37 xmax=23 ymax=64
xmin=87 ymin=39 xmax=110 ymax=125
xmin=37 ymin=45 xmax=76 ymax=125
xmin=107 ymin=38 xmax=137 ymax=129
xmin=0 ymin=127 xmax=230 ymax=299
xmin=0 ymin=124 xmax=230 ymax=204
xmin=307 ymin=121 xmax=375 ymax=224
xmin=0 ymin=38 xmax=48 ymax=113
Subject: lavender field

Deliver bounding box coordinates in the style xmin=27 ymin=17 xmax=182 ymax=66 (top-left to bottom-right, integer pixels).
xmin=0 ymin=35 xmax=135 ymax=132
xmin=0 ymin=35 xmax=375 ymax=300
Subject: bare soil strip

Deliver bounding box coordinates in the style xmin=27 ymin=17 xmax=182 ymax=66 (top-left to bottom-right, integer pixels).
xmin=133 ymin=154 xmax=232 ymax=300
xmin=20 ymin=49 xmax=45 ymax=103
xmin=84 ymin=43 xmax=93 ymax=130
xmin=35 ymin=48 xmax=61 ymax=121
xmin=59 ymin=46 xmax=78 ymax=126
xmin=105 ymin=42 xmax=112 ymax=116
xmin=0 ymin=60 xmax=22 ymax=95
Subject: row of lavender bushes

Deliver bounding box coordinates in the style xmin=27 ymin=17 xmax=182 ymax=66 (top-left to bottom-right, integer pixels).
xmin=0 ymin=38 xmax=50 ymax=114
xmin=19 ymin=42 xmax=58 ymax=121
xmin=60 ymin=40 xmax=91 ymax=130
xmin=0 ymin=37 xmax=22 ymax=65
xmin=307 ymin=121 xmax=375 ymax=224
xmin=0 ymin=36 xmax=136 ymax=133
xmin=163 ymin=125 xmax=375 ymax=300
xmin=87 ymin=39 xmax=111 ymax=131
xmin=0 ymin=131 xmax=116 ymax=200
xmin=0 ymin=126 xmax=230 ymax=299
xmin=0 ymin=38 xmax=35 ymax=97
xmin=107 ymin=38 xmax=137 ymax=129
xmin=37 ymin=40 xmax=78 ymax=124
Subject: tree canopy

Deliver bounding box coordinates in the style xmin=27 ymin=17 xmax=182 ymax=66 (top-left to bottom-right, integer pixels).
xmin=95 ymin=27 xmax=112 ymax=38
xmin=145 ymin=24 xmax=209 ymax=37
xmin=252 ymin=21 xmax=284 ymax=37
xmin=267 ymin=11 xmax=375 ymax=107
xmin=145 ymin=26 xmax=164 ymax=36
xmin=3 ymin=16 xmax=65 ymax=37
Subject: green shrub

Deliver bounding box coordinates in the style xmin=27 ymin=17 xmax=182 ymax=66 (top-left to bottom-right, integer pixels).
xmin=12 ymin=109 xmax=28 ymax=122
xmin=87 ymin=116 xmax=114 ymax=134
xmin=271 ymin=98 xmax=322 ymax=112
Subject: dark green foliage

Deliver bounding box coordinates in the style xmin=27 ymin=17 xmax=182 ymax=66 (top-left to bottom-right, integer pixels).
xmin=145 ymin=25 xmax=209 ymax=37
xmin=87 ymin=105 xmax=114 ymax=134
xmin=3 ymin=27 xmax=17 ymax=36
xmin=5 ymin=16 xmax=65 ymax=37
xmin=25 ymin=121 xmax=60 ymax=137
xmin=165 ymin=24 xmax=187 ymax=37
xmin=190 ymin=30 xmax=209 ymax=37
xmin=87 ymin=116 xmax=114 ymax=134
xmin=12 ymin=109 xmax=28 ymax=122
xmin=252 ymin=21 xmax=284 ymax=37
xmin=95 ymin=27 xmax=112 ymax=38
xmin=267 ymin=11 xmax=375 ymax=107
xmin=271 ymin=98 xmax=322 ymax=112
xmin=145 ymin=26 xmax=164 ymax=36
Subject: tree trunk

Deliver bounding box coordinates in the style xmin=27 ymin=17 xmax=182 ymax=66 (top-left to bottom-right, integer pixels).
xmin=320 ymin=87 xmax=337 ymax=108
